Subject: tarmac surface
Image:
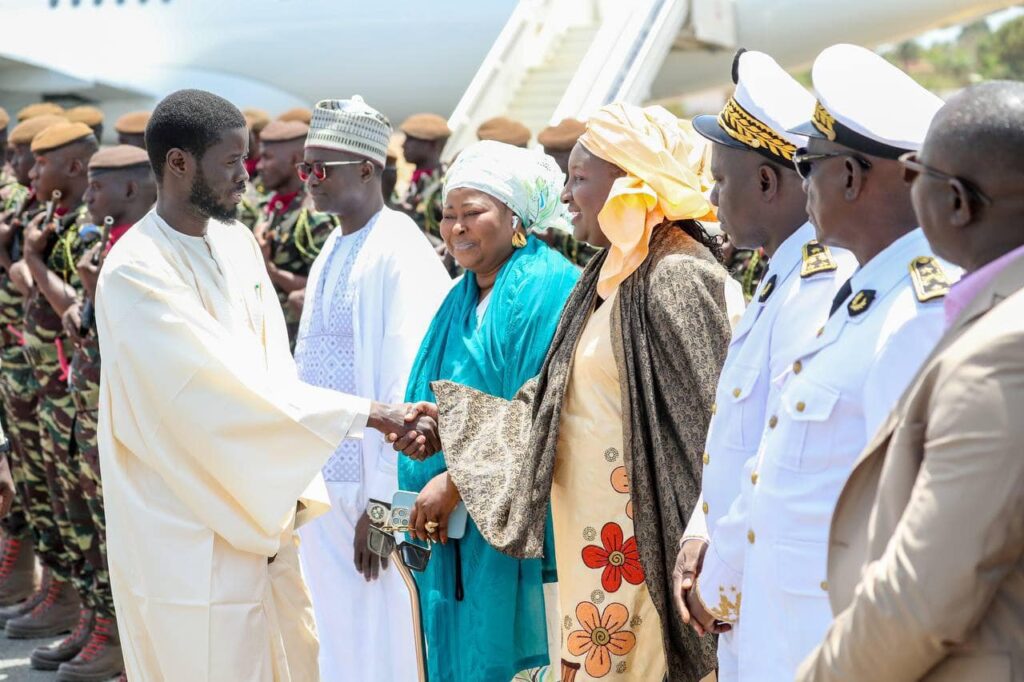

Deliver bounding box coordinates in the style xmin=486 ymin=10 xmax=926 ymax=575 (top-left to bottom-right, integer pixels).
xmin=0 ymin=634 xmax=61 ymax=682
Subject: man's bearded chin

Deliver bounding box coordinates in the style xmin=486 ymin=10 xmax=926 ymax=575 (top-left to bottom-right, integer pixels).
xmin=189 ymin=167 xmax=238 ymax=222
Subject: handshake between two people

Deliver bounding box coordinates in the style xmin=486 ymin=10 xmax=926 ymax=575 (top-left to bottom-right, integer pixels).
xmin=368 ymin=400 xmax=442 ymax=461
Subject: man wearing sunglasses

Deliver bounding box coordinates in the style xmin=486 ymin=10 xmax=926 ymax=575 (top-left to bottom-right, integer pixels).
xmin=685 ymin=44 xmax=961 ymax=681
xmin=678 ymin=48 xmax=856 ymax=682
xmin=799 ymin=80 xmax=1024 ymax=682
xmin=292 ymin=96 xmax=450 ymax=682
xmin=93 ymin=89 xmax=443 ymax=682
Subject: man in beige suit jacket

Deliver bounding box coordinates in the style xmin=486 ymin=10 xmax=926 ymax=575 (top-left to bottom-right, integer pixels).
xmin=798 ymin=81 xmax=1024 ymax=682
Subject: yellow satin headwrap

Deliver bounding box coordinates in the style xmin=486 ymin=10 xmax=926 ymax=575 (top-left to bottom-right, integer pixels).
xmin=578 ymin=103 xmax=716 ymax=299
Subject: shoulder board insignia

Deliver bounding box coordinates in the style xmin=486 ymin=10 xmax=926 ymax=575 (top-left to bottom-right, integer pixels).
xmin=758 ymin=274 xmax=778 ymax=303
xmin=801 ymin=241 xmax=838 ymax=278
xmin=909 ymin=256 xmax=950 ymax=302
xmin=847 ymin=289 xmax=876 ymax=317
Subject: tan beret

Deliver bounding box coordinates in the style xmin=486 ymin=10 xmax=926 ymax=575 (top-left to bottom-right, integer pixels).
xmin=65 ymin=105 xmax=105 ymax=127
xmin=476 ymin=116 xmax=531 ymax=147
xmin=9 ymin=115 xmax=67 ymax=146
xmin=243 ymin=108 xmax=270 ymax=133
xmin=17 ymin=102 xmax=65 ymax=122
xmin=386 ymin=133 xmax=404 ymax=162
xmin=259 ymin=119 xmax=308 ymax=143
xmin=88 ymin=144 xmax=150 ymax=171
xmin=115 ymin=111 xmax=151 ymax=135
xmin=277 ymin=107 xmax=312 ymax=124
xmin=538 ymin=118 xmax=586 ymax=152
xmin=400 ymin=113 xmax=451 ymax=141
xmin=31 ymin=122 xmax=94 ymax=154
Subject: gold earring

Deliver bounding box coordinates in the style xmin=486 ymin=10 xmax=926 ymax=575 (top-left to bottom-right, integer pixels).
xmin=512 ymin=230 xmax=527 ymax=249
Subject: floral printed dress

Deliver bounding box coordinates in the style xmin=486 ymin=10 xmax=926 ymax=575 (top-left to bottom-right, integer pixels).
xmin=550 ymin=292 xmax=668 ymax=681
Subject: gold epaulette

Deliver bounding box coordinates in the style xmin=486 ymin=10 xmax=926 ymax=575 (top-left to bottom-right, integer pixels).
xmin=801 ymin=241 xmax=838 ymax=278
xmin=909 ymin=256 xmax=950 ymax=302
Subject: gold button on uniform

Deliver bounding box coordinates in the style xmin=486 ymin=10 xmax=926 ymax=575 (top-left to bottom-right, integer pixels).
xmin=820 ymin=581 xmax=829 ymax=591
xmin=751 ymin=472 xmax=759 ymax=485
xmin=702 ymin=501 xmax=709 ymax=514
xmin=747 ymin=530 xmax=756 ymax=544
xmin=793 ymin=360 xmax=802 ymax=374
xmin=768 ymin=415 xmax=778 ymax=428
xmin=711 ymin=403 xmax=717 ymax=415
xmin=796 ymin=401 xmax=806 ymax=413
xmin=702 ymin=452 xmax=710 ymax=465
xmin=732 ymin=387 xmax=741 ymax=398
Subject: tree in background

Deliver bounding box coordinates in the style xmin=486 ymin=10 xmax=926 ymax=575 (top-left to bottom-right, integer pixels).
xmin=979 ymin=13 xmax=1024 ymax=80
xmin=882 ymin=7 xmax=1024 ymax=91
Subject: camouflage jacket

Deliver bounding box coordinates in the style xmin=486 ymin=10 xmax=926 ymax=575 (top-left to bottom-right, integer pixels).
xmin=1 ymin=181 xmax=29 ymax=214
xmin=24 ymin=205 xmax=96 ymax=351
xmin=543 ymin=229 xmax=599 ymax=268
xmin=69 ymin=334 xmax=100 ymax=402
xmin=727 ymin=247 xmax=769 ymax=302
xmin=401 ymin=167 xmax=445 ymax=241
xmin=265 ymin=194 xmax=337 ymax=325
xmin=0 ymin=200 xmax=40 ymax=349
xmin=236 ymin=180 xmax=269 ymax=231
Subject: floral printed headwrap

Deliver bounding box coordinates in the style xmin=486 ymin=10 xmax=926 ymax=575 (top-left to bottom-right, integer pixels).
xmin=443 ymin=140 xmax=572 ymax=234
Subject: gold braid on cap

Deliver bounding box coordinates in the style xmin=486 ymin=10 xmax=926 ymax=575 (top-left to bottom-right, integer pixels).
xmin=812 ymin=102 xmax=837 ymax=141
xmin=717 ymin=98 xmax=797 ymax=161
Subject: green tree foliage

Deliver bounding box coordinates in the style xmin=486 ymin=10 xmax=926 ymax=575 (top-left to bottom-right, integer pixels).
xmin=880 ymin=8 xmax=1024 ymax=91
xmin=979 ymin=14 xmax=1024 ymax=79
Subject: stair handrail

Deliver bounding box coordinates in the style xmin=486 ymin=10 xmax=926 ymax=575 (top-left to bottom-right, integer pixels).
xmin=444 ymin=0 xmax=569 ymax=157
xmin=552 ymin=0 xmax=690 ymax=122
xmin=601 ymin=0 xmax=690 ymax=105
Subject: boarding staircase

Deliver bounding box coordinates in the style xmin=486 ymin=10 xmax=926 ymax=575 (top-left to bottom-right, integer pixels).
xmin=444 ymin=0 xmax=738 ymax=157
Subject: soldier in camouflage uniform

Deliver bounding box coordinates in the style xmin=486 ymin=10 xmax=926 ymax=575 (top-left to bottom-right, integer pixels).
xmin=0 ymin=112 xmax=45 ymax=610
xmin=0 ymin=114 xmax=80 ymax=626
xmin=538 ymin=118 xmax=600 ymax=267
xmin=245 ymin=120 xmax=336 ymax=346
xmin=55 ymin=145 xmax=152 ymax=682
xmin=236 ymin=179 xmax=268 ymax=231
xmin=6 ymin=123 xmax=104 ymax=675
xmin=397 ymin=114 xmax=449 ymax=242
xmin=395 ymin=114 xmax=464 ymax=277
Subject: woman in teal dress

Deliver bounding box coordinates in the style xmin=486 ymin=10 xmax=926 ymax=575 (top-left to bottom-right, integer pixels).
xmin=398 ymin=141 xmax=580 ymax=681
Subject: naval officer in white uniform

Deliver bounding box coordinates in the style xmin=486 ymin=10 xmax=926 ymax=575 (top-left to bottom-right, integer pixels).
xmin=687 ymin=44 xmax=961 ymax=681
xmin=672 ymin=48 xmax=856 ymax=682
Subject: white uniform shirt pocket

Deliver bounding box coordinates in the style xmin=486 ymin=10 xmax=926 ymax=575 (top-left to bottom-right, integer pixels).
xmin=712 ymin=364 xmax=764 ymax=451
xmin=774 ymin=378 xmax=841 ymax=473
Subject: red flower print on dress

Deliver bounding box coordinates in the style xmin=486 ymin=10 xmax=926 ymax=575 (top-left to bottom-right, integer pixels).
xmin=567 ymin=601 xmax=637 ymax=678
xmin=581 ymin=522 xmax=644 ymax=593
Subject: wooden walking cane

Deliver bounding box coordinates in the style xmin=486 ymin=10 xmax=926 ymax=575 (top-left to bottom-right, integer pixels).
xmin=392 ymin=548 xmax=428 ymax=682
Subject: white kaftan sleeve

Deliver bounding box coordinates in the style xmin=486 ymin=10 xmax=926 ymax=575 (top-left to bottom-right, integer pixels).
xmin=97 ymin=259 xmax=369 ymax=557
xmin=363 ymin=240 xmax=450 ymax=502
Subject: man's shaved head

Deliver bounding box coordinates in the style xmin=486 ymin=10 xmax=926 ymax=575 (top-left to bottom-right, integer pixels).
xmin=913 ymin=81 xmax=1024 ymax=270
xmin=926 ymin=80 xmax=1024 ymax=182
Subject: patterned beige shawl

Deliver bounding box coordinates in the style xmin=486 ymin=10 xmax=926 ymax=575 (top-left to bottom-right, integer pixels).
xmin=433 ymin=222 xmax=731 ymax=681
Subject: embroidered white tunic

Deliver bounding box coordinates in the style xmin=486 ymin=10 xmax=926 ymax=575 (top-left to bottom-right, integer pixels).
xmin=294 ymin=207 xmax=451 ymax=681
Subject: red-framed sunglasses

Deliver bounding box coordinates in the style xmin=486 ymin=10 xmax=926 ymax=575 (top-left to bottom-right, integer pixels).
xmin=295 ymin=159 xmax=365 ymax=182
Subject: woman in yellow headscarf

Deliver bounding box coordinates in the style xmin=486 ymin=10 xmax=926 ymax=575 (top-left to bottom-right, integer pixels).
xmin=396 ymin=104 xmax=730 ymax=682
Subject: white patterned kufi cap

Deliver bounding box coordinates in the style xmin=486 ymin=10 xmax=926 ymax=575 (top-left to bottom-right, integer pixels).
xmin=443 ymin=140 xmax=572 ymax=234
xmin=306 ymin=96 xmax=392 ymax=166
